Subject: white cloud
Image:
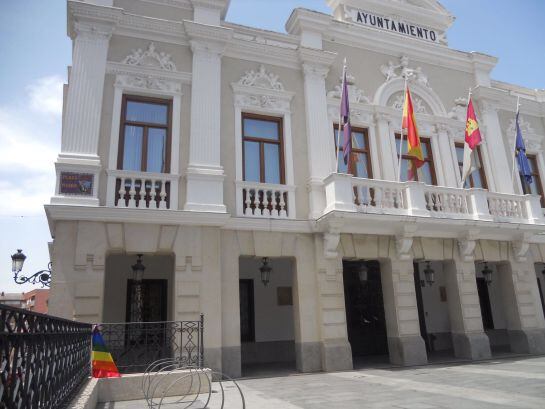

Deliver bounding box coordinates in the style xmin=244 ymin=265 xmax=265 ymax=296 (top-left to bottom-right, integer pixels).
xmin=27 ymin=76 xmax=64 ymax=117
xmin=0 ymin=76 xmax=63 ymax=216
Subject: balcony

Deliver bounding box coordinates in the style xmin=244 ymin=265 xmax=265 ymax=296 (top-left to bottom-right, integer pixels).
xmin=236 ymin=181 xmax=296 ymax=219
xmin=106 ymin=170 xmax=179 ymax=210
xmin=324 ymin=173 xmax=544 ymax=225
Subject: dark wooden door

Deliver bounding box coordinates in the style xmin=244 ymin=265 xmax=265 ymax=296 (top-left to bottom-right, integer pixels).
xmin=126 ymin=279 xmax=168 ymax=322
xmin=476 ymin=277 xmax=494 ymax=330
xmin=239 ymin=279 xmax=255 ymax=343
xmin=343 ymin=261 xmax=388 ymax=356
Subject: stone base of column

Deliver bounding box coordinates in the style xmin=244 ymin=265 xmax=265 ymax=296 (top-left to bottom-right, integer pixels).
xmin=452 ymin=332 xmax=491 ymax=360
xmin=184 ymin=167 xmax=226 ymax=213
xmin=51 ymin=154 xmax=101 ymax=206
xmin=221 ymin=346 xmax=241 ymax=378
xmin=295 ymin=341 xmax=322 ymax=373
xmin=320 ymin=339 xmax=353 ymax=372
xmin=388 ymin=335 xmax=427 ymax=366
xmin=204 ymin=347 xmax=222 ymax=378
xmin=508 ymin=329 xmax=545 ymax=354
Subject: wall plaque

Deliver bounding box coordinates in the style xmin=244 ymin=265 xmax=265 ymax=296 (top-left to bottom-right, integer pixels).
xmin=277 ymin=287 xmax=293 ymax=306
xmin=59 ymin=172 xmax=94 ymax=196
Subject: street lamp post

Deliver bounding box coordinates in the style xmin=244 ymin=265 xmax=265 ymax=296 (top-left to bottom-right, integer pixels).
xmin=10 ymin=249 xmax=52 ymax=287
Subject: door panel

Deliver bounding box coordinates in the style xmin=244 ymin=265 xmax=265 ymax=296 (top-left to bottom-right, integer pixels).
xmin=239 ymin=279 xmax=255 ymax=343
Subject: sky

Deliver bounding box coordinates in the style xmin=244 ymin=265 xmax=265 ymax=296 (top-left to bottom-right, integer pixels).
xmin=0 ymin=0 xmax=544 ymax=293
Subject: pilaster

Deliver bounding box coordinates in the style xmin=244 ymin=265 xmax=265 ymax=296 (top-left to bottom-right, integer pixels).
xmin=497 ymin=257 xmax=545 ymax=354
xmin=474 ymin=97 xmax=514 ymax=194
xmin=444 ymin=251 xmax=491 ymax=360
xmin=299 ymin=47 xmax=337 ymax=219
xmin=374 ymin=111 xmax=397 ymax=181
xmin=380 ymin=256 xmax=428 ymax=366
xmin=184 ymin=22 xmax=233 ymax=212
xmin=53 ymin=15 xmax=118 ymax=206
xmin=435 ymin=124 xmax=458 ymax=187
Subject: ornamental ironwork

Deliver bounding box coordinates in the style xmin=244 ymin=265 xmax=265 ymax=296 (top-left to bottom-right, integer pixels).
xmin=98 ymin=315 xmax=204 ymax=374
xmin=0 ymin=304 xmax=92 ymax=409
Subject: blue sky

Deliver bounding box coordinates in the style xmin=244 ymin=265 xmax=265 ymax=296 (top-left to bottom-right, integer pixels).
xmin=0 ymin=0 xmax=544 ymax=293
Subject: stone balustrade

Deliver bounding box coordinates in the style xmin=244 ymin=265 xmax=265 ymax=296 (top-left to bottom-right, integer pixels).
xmin=324 ymin=173 xmax=544 ymax=225
xmin=235 ymin=181 xmax=296 ymax=219
xmin=106 ymin=170 xmax=179 ymax=210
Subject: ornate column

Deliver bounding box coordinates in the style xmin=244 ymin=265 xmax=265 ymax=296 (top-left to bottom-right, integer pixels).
xmin=380 ymin=253 xmax=428 ymax=366
xmin=184 ymin=21 xmax=232 ymax=212
xmin=374 ymin=112 xmax=397 ymax=181
xmin=52 ymin=13 xmax=119 ymax=206
xmin=299 ymin=48 xmax=337 ymax=219
xmin=476 ymin=99 xmax=514 ymax=193
xmin=444 ymin=238 xmax=492 ymax=360
xmin=435 ymin=124 xmax=459 ymax=187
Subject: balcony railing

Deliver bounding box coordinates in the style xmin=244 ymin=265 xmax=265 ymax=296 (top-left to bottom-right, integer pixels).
xmin=106 ymin=170 xmax=179 ymax=210
xmin=236 ymin=181 xmax=296 ymax=219
xmin=324 ymin=173 xmax=544 ymax=224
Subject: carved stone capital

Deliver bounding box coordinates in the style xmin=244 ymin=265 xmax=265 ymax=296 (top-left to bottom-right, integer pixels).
xmin=435 ymin=123 xmax=450 ymax=134
xmin=395 ymin=236 xmax=414 ymax=260
xmin=512 ymin=240 xmax=530 ymax=262
xmin=478 ymin=100 xmax=497 ymax=116
xmin=324 ymin=232 xmax=341 ymax=260
xmin=73 ymin=21 xmax=115 ymax=42
xmin=302 ymin=63 xmax=330 ymax=79
xmin=457 ymin=239 xmax=476 ymax=262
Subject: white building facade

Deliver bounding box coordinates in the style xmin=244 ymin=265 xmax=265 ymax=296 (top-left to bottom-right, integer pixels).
xmin=46 ymin=0 xmax=545 ymax=377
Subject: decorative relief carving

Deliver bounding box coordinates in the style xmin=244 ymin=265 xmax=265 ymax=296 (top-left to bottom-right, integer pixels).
xmin=324 ymin=233 xmax=341 ymax=260
xmin=390 ymin=93 xmax=428 ymax=114
xmin=238 ymin=65 xmax=285 ymax=91
xmin=448 ymin=97 xmax=468 ymax=121
xmin=327 ymin=73 xmax=370 ymax=104
xmin=234 ymin=94 xmax=290 ymax=111
xmin=328 ymin=106 xmax=371 ymax=124
xmin=507 ymin=115 xmax=536 ymax=136
xmin=512 ymin=240 xmax=530 ymax=262
xmin=121 ymin=42 xmax=177 ymax=71
xmin=115 ymin=74 xmax=181 ymax=93
xmin=380 ymin=55 xmax=430 ymax=87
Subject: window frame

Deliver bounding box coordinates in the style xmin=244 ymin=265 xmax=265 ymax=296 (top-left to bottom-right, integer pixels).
xmin=454 ymin=142 xmax=488 ymax=189
xmin=334 ymin=125 xmax=373 ymax=179
xmin=241 ymin=112 xmax=285 ymax=185
xmin=522 ymin=154 xmax=545 ymax=207
xmin=117 ymin=94 xmax=173 ymax=173
xmin=395 ymin=134 xmax=437 ymax=185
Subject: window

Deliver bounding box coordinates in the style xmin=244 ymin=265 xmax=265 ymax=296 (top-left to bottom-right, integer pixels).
xmin=521 ymin=155 xmax=545 ymax=207
xmin=334 ymin=126 xmax=373 ymax=178
xmin=118 ymin=95 xmax=172 ymax=173
xmin=395 ymin=134 xmax=437 ymax=185
xmin=242 ymin=113 xmax=284 ymax=184
xmin=454 ymin=143 xmax=487 ymax=189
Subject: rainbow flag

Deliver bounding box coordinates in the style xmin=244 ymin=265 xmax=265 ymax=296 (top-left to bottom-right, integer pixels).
xmin=92 ymin=326 xmax=121 ymax=378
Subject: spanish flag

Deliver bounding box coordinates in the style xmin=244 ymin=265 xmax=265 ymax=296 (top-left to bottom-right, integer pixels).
xmin=461 ymin=97 xmax=482 ymax=186
xmin=402 ymin=87 xmax=424 ymax=180
xmin=92 ymin=326 xmax=121 ymax=378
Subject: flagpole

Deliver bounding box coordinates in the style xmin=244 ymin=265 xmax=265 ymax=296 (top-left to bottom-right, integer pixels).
xmin=460 ymin=88 xmax=472 ymax=188
xmin=336 ymin=59 xmax=347 ymax=174
xmin=510 ymin=96 xmax=521 ymax=190
xmin=397 ymin=77 xmax=408 ymax=182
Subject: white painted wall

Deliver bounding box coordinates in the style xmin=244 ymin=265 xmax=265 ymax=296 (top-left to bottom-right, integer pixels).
xmin=103 ymin=254 xmax=174 ymax=323
xmin=239 ymin=257 xmax=295 ymax=342
xmin=417 ymin=261 xmax=451 ymax=334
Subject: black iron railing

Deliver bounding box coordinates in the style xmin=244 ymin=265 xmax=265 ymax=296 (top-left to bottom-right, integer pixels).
xmin=0 ymin=304 xmax=92 ymax=409
xmin=98 ymin=315 xmax=204 ymax=373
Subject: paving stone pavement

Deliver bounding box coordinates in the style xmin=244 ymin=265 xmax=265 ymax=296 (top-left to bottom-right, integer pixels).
xmin=97 ymin=355 xmax=545 ymax=408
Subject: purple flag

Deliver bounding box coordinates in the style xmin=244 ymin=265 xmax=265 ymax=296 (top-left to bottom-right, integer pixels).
xmin=340 ymin=68 xmax=352 ymax=166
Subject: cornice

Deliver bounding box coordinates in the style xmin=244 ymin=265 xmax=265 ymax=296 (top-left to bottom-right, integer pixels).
xmin=184 ymin=20 xmax=233 ymax=44
xmin=285 ymin=8 xmax=332 ymax=36
xmin=116 ymin=13 xmax=187 ymax=45
xmin=67 ymin=0 xmax=123 ymax=38
xmin=473 ymin=86 xmax=544 ymax=117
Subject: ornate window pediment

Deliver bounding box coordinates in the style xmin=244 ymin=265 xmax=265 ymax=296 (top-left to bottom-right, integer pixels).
xmin=389 ymin=92 xmax=429 ymax=114
xmin=447 ymin=97 xmax=468 ymax=121
xmin=121 ymin=42 xmax=177 ymax=72
xmin=237 ymin=65 xmax=284 ymax=91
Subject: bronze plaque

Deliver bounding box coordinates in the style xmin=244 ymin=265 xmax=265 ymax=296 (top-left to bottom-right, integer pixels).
xmin=277 ymin=287 xmax=293 ymax=306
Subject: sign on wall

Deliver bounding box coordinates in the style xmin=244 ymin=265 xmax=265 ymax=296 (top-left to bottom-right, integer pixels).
xmin=59 ymin=172 xmax=94 ymax=196
xmin=344 ymin=6 xmax=440 ymax=44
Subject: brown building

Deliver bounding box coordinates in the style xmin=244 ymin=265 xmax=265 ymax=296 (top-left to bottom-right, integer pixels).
xmin=0 ymin=290 xmax=49 ymax=314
